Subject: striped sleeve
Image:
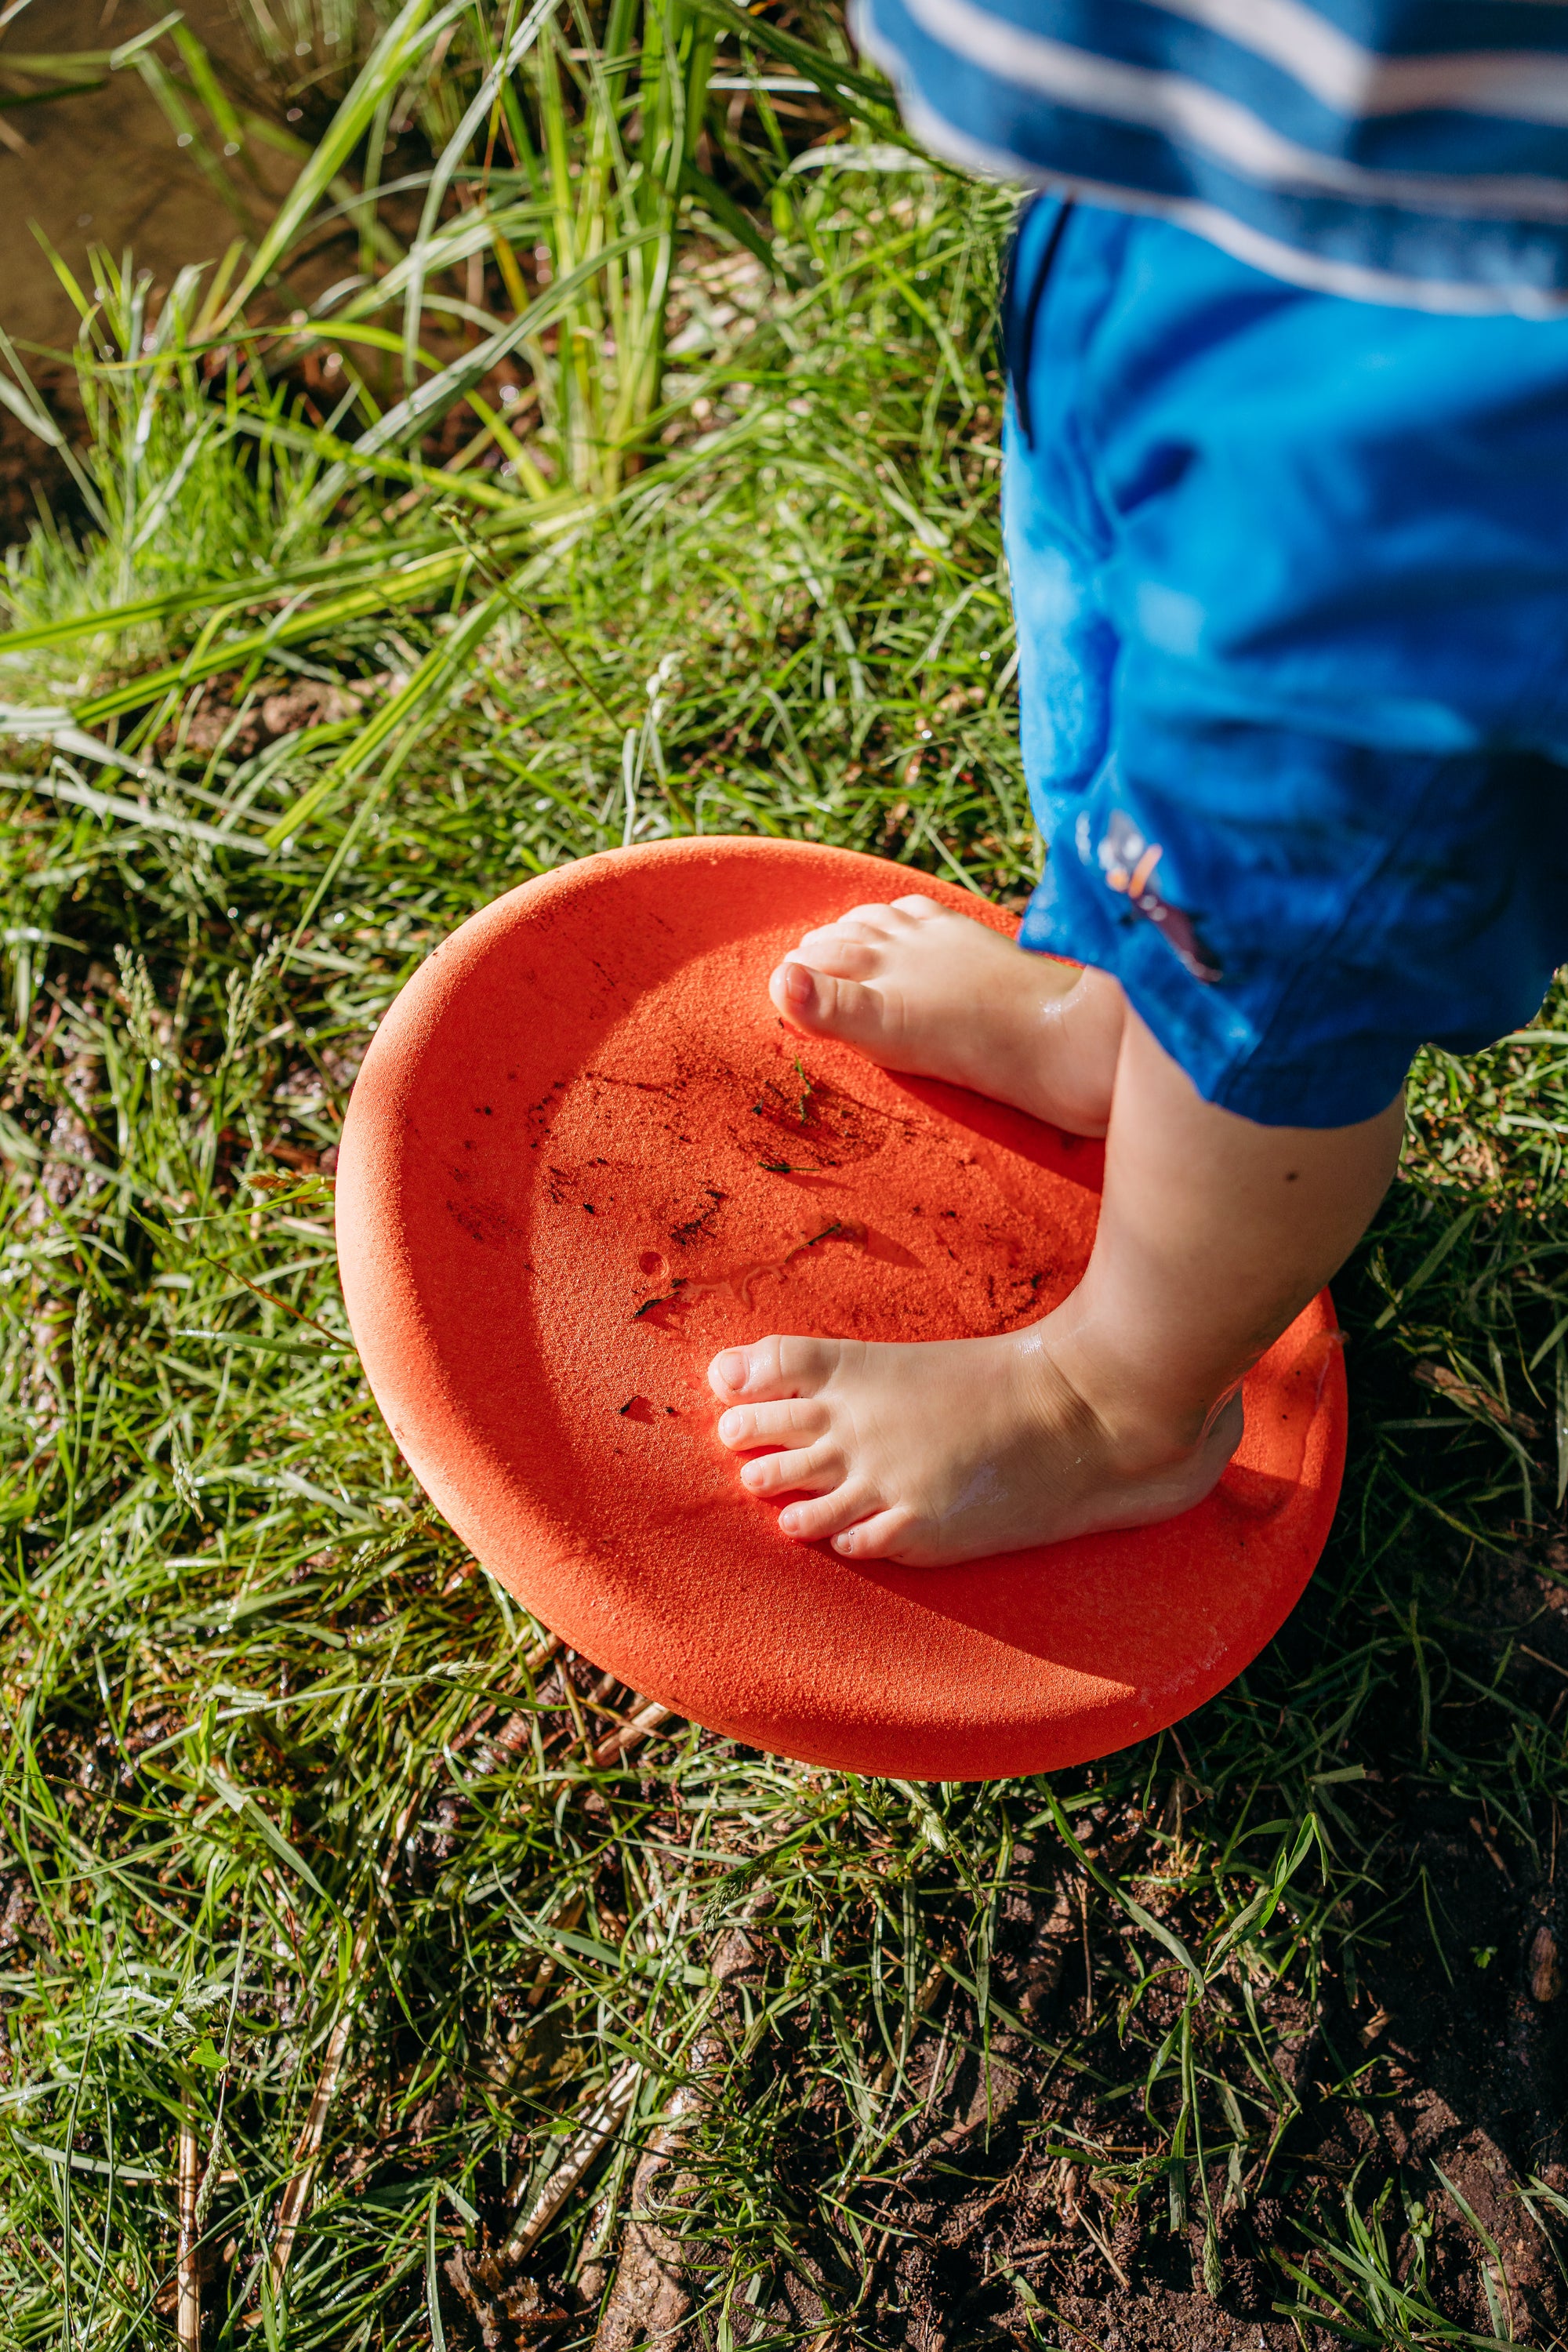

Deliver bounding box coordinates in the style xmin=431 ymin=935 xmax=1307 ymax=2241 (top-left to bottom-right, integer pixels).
xmin=853 ymin=0 xmax=1568 ymax=308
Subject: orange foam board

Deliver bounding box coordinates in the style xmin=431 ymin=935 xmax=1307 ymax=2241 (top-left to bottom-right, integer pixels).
xmin=336 ymin=837 xmax=1345 ymax=1780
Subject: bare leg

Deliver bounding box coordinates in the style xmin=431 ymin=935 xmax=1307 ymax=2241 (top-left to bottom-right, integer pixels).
xmin=709 ymin=1011 xmax=1403 ymax=1564
xmin=1046 ymin=1008 xmax=1403 ymax=1462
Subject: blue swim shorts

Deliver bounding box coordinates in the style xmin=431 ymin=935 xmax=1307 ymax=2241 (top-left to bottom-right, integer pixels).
xmin=1004 ymin=197 xmax=1568 ymax=1129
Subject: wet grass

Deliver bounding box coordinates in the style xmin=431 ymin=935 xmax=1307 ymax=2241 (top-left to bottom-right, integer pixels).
xmin=1 ymin=71 xmax=1567 ymax=2352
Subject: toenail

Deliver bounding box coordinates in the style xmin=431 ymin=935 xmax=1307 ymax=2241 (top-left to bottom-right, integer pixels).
xmin=778 ymin=1506 xmax=800 ymax=1531
xmin=740 ymin=1461 xmax=766 ymax=1490
xmin=717 ymin=1409 xmax=744 ymax=1443
xmin=712 ymin=1351 xmax=747 ymax=1392
xmin=781 ymin=961 xmax=814 ymax=1006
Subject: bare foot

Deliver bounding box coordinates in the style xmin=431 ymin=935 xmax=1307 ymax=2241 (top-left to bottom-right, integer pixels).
xmin=770 ymin=895 xmax=1125 ymax=1137
xmin=707 ymin=1319 xmax=1241 ymax=1565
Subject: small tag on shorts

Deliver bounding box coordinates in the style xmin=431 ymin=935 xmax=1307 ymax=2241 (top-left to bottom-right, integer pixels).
xmin=1094 ymin=809 xmax=1222 ymax=984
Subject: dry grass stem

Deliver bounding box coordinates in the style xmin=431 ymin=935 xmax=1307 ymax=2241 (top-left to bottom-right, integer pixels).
xmin=593 ymin=1700 xmax=678 ymax=1768
xmin=176 ymin=2095 xmax=201 ymax=2352
xmin=593 ymin=1909 xmax=768 ymax=2345
xmin=505 ymin=2059 xmax=644 ymax=2262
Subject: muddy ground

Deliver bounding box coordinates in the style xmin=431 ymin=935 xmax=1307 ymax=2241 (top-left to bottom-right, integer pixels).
xmin=0 ymin=0 xmax=279 ymax=353
xmin=428 ymin=1531 xmax=1568 ymax=2352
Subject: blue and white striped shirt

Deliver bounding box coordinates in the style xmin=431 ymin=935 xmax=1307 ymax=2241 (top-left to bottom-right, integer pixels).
xmin=853 ymin=0 xmax=1568 ymax=308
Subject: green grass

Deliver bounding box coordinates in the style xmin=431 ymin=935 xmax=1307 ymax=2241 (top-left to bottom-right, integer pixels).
xmin=2 ymin=35 xmax=1568 ymax=2351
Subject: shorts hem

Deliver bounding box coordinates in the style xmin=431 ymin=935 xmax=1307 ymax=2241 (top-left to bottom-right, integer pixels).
xmin=1020 ymin=888 xmax=1417 ymax=1127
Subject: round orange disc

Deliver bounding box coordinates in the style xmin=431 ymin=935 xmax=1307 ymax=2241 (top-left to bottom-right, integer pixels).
xmin=336 ymin=837 xmax=1345 ymax=1780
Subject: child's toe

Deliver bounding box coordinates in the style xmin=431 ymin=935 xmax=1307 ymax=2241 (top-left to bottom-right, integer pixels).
xmin=830 ymin=1505 xmax=920 ymax=1559
xmin=707 ymin=1334 xmax=836 ymax=1403
xmin=740 ymin=1442 xmax=839 ymax=1497
xmin=793 ymin=929 xmax=882 ymax=978
xmin=768 ymin=962 xmax=885 ymax=1044
xmin=837 ymin=901 xmax=907 ymax=934
xmin=716 ymin=1397 xmax=827 ymax=1451
xmin=777 ymin=1483 xmax=877 ymax=1541
xmin=709 ymin=1337 xmax=784 ymax=1399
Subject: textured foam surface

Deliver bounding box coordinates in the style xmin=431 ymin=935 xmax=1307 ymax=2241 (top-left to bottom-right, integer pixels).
xmin=336 ymin=837 xmax=1346 ymax=1780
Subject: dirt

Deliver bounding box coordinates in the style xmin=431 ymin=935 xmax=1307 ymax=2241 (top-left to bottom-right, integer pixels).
xmin=0 ymin=0 xmax=416 ymax=545
xmin=828 ymin=1546 xmax=1568 ymax=2352
xmin=0 ymin=0 xmax=234 ymax=544
xmin=0 ymin=0 xmax=276 ymax=352
xmin=412 ymin=1548 xmax=1568 ymax=2352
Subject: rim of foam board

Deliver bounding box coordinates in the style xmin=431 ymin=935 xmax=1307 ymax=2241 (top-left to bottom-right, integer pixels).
xmin=336 ymin=837 xmax=1346 ymax=1780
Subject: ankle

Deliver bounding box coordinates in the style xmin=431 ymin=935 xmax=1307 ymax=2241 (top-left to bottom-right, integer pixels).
xmin=1019 ymin=967 xmax=1123 ymax=1137
xmin=1030 ymin=1311 xmax=1224 ymax=1469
